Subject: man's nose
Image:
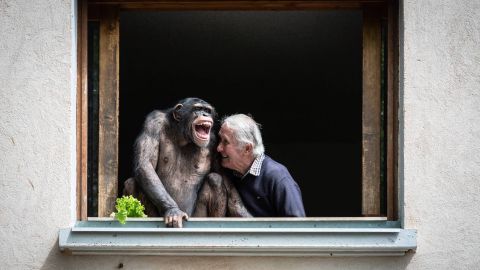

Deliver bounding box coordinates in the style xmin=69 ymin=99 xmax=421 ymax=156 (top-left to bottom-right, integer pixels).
xmin=217 ymin=144 xmax=222 ymax=152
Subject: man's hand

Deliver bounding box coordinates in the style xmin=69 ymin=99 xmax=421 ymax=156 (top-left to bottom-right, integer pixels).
xmin=164 ymin=207 xmax=189 ymax=228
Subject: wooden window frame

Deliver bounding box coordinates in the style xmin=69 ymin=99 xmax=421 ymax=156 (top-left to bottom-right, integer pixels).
xmin=76 ymin=0 xmax=399 ymax=221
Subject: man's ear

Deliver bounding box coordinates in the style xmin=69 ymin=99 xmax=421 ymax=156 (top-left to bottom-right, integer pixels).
xmin=244 ymin=143 xmax=253 ymax=154
xmin=173 ymin=104 xmax=183 ymax=121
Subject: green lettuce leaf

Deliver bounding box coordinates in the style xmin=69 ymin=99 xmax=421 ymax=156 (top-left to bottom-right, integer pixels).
xmin=113 ymin=195 xmax=147 ymax=224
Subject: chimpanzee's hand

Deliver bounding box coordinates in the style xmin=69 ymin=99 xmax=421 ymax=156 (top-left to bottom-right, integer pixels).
xmin=164 ymin=207 xmax=189 ymax=228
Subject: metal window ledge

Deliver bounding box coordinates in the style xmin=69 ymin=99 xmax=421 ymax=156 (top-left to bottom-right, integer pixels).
xmin=59 ymin=218 xmax=416 ymax=256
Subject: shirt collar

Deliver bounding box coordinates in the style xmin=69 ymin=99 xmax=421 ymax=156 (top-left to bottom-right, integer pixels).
xmin=248 ymin=153 xmax=265 ymax=177
xmin=233 ymin=153 xmax=265 ymax=179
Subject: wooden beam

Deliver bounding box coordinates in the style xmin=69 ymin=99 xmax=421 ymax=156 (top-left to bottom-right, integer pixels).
xmin=362 ymin=7 xmax=381 ymax=216
xmin=88 ymin=0 xmax=386 ymax=10
xmin=98 ymin=5 xmax=119 ymax=217
xmin=77 ymin=0 xmax=89 ymax=221
xmin=386 ymin=0 xmax=398 ymax=220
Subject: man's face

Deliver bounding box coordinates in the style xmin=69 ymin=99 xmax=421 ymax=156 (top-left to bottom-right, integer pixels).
xmin=217 ymin=125 xmax=248 ymax=174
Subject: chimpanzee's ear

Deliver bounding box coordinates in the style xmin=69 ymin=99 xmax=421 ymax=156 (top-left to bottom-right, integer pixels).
xmin=173 ymin=104 xmax=183 ymax=121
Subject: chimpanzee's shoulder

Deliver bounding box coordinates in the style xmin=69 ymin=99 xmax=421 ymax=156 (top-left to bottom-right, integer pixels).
xmin=141 ymin=110 xmax=169 ymax=134
xmin=145 ymin=110 xmax=168 ymax=124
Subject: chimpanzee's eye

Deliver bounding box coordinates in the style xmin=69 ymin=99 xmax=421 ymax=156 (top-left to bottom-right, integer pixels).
xmin=194 ymin=106 xmax=212 ymax=115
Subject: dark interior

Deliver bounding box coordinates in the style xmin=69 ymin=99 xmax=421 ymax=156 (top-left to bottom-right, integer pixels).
xmin=119 ymin=11 xmax=363 ymax=217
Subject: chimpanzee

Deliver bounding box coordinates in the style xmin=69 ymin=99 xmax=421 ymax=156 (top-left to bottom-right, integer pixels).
xmin=123 ymin=97 xmax=251 ymax=227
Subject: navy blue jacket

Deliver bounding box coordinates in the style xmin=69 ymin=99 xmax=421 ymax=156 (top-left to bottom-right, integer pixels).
xmin=230 ymin=155 xmax=306 ymax=217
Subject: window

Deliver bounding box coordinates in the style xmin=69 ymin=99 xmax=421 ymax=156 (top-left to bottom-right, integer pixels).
xmin=118 ymin=10 xmax=363 ymax=217
xmin=63 ymin=0 xmax=415 ymax=256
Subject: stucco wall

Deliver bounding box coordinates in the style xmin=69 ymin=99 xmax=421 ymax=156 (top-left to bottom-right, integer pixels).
xmin=401 ymin=0 xmax=480 ymax=269
xmin=1 ymin=0 xmax=479 ymax=269
xmin=0 ymin=0 xmax=76 ymax=269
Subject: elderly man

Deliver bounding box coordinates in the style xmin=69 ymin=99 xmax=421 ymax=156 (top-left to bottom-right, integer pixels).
xmin=217 ymin=114 xmax=306 ymax=217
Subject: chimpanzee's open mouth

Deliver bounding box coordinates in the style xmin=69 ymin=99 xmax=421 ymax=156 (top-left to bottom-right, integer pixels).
xmin=193 ymin=119 xmax=212 ymax=141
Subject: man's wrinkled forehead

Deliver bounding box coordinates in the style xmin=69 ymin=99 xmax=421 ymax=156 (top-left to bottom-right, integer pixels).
xmin=219 ymin=125 xmax=232 ymax=138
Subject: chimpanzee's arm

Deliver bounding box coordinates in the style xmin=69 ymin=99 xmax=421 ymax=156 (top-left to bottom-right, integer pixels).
xmin=133 ymin=111 xmax=188 ymax=226
xmin=210 ymin=152 xmax=252 ymax=217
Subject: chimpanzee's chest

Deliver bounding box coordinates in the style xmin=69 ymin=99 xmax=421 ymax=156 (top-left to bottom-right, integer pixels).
xmin=156 ymin=142 xmax=212 ymax=182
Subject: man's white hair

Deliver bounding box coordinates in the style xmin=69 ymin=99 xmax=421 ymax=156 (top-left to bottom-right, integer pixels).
xmin=222 ymin=114 xmax=265 ymax=157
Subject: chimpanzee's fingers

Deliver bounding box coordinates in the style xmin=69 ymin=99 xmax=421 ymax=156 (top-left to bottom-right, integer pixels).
xmin=171 ymin=215 xmax=181 ymax=228
xmin=165 ymin=216 xmax=172 ymax=227
xmin=177 ymin=216 xmax=183 ymax=228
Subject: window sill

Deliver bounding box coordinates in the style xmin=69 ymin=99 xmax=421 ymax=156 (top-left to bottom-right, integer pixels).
xmin=59 ymin=218 xmax=416 ymax=256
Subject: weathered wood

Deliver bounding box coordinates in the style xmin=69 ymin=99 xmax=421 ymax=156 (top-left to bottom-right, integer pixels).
xmin=98 ymin=5 xmax=119 ymax=217
xmin=77 ymin=0 xmax=89 ymax=221
xmin=362 ymin=7 xmax=381 ymax=216
xmin=88 ymin=0 xmax=386 ymax=10
xmin=386 ymin=0 xmax=398 ymax=220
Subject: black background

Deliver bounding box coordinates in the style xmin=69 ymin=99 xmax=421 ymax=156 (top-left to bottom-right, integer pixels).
xmin=119 ymin=11 xmax=362 ymax=216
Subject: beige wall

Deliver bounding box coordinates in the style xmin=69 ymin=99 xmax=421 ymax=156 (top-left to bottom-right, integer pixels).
xmin=1 ymin=0 xmax=479 ymax=269
xmin=0 ymin=0 xmax=76 ymax=269
xmin=402 ymin=0 xmax=480 ymax=269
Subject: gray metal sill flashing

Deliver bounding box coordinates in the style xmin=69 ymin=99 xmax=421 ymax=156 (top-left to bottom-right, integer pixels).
xmin=59 ymin=218 xmax=416 ymax=256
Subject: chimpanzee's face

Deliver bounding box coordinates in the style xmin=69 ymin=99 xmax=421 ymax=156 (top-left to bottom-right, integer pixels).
xmin=190 ymin=103 xmax=214 ymax=147
xmin=173 ymin=98 xmax=216 ymax=148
